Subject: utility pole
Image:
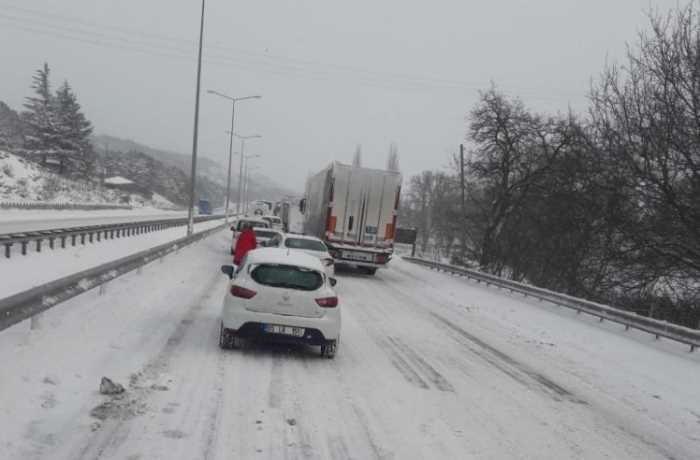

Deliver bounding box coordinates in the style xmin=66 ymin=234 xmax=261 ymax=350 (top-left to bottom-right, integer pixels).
xmin=186 ymin=0 xmax=206 ymax=236
xmin=459 ymin=144 xmax=467 ymax=261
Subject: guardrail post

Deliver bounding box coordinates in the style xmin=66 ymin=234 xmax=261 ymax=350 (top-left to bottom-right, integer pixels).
xmin=35 ymin=239 xmax=42 ymax=252
xmin=60 ymin=236 xmax=66 ymax=248
xmin=21 ymin=241 xmax=28 ymax=255
xmin=96 ymin=232 xmax=101 ymax=242
xmin=48 ymin=237 xmax=55 ymax=249
xmin=80 ymin=234 xmax=85 ymax=245
xmin=4 ymin=243 xmax=11 ymax=258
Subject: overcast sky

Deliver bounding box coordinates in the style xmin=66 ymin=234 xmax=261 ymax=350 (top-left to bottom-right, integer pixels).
xmin=0 ymin=0 xmax=680 ymax=192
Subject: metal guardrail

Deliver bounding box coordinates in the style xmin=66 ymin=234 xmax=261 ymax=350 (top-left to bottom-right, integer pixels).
xmin=0 ymin=222 xmax=227 ymax=332
xmin=1 ymin=201 xmax=133 ymax=211
xmin=402 ymin=256 xmax=700 ymax=352
xmin=0 ymin=214 xmax=225 ymax=259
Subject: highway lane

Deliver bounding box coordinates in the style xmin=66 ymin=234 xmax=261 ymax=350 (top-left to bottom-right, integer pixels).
xmin=1 ymin=233 xmax=698 ymax=459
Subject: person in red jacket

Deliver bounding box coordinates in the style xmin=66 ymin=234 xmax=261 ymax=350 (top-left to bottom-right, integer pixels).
xmin=233 ymin=223 xmax=257 ymax=266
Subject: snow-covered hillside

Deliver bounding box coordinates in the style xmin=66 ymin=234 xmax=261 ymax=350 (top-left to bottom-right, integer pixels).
xmin=0 ymin=151 xmax=175 ymax=208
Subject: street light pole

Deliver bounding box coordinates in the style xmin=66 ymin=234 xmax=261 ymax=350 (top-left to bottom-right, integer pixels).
xmin=224 ymin=102 xmax=235 ymax=223
xmin=206 ymin=91 xmax=261 ymax=222
xmin=234 ymin=134 xmax=261 ymax=214
xmin=237 ymin=137 xmax=246 ymax=215
xmin=244 ymin=162 xmax=260 ymax=213
xmin=187 ymin=0 xmax=206 ymax=236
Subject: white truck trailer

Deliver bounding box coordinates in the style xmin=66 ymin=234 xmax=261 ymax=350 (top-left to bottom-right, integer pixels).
xmin=301 ymin=162 xmax=402 ymax=274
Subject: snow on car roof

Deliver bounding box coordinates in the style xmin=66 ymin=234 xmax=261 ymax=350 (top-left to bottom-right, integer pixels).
xmin=284 ymin=233 xmax=324 ymax=242
xmin=246 ymin=247 xmax=324 ymax=271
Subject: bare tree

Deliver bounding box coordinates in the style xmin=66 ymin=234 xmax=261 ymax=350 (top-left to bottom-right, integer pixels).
xmin=589 ymin=3 xmax=700 ymax=288
xmin=467 ymin=86 xmax=576 ymax=271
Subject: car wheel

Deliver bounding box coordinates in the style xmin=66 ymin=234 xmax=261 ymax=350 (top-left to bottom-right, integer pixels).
xmin=231 ymin=335 xmax=244 ymax=349
xmin=320 ymin=340 xmax=338 ymax=359
xmin=364 ymin=267 xmax=377 ymax=275
xmin=219 ymin=322 xmax=230 ymax=350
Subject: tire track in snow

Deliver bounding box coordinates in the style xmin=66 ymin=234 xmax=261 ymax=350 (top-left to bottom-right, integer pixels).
xmin=430 ymin=312 xmax=586 ymax=405
xmin=386 ymin=337 xmax=454 ymax=392
xmin=73 ymin=271 xmax=223 ymax=460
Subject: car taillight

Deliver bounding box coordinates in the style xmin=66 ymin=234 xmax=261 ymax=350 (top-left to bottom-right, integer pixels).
xmin=315 ymin=296 xmax=338 ymax=308
xmin=231 ymin=285 xmax=257 ymax=299
xmin=375 ymin=254 xmax=388 ymax=264
xmin=323 ymin=258 xmax=335 ymax=266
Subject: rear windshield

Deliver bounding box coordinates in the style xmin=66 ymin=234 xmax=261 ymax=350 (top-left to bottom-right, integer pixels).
xmin=263 ymin=217 xmax=281 ymax=224
xmin=238 ymin=220 xmax=268 ymax=230
xmin=251 ymin=264 xmax=323 ymax=291
xmin=254 ymin=230 xmax=278 ymax=239
xmin=284 ymin=238 xmax=327 ymax=252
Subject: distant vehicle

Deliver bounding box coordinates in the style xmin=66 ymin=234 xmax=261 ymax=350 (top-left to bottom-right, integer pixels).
xmin=219 ymin=248 xmax=340 ymax=358
xmin=301 ymin=162 xmax=402 ymax=275
xmin=252 ymin=227 xmax=284 ymax=246
xmin=265 ymin=233 xmax=335 ymax=276
xmin=261 ymin=215 xmax=284 ymax=231
xmin=198 ymin=199 xmax=212 ymax=215
xmin=230 ymin=217 xmax=270 ymax=254
xmin=250 ymin=200 xmax=273 ymax=215
xmin=276 ymin=201 xmax=291 ymax=232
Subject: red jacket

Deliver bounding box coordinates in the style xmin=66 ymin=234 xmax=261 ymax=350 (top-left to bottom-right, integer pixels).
xmin=234 ymin=228 xmax=257 ymax=265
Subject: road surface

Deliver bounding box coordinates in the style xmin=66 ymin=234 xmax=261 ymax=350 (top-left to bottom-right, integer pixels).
xmin=0 ymin=209 xmax=186 ymax=234
xmin=0 ymin=231 xmax=698 ymax=459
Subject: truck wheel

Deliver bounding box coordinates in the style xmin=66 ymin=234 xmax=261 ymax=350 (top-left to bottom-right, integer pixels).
xmin=320 ymin=340 xmax=338 ymax=359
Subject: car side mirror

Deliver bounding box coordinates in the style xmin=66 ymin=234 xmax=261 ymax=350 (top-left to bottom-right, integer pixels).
xmin=329 ymin=277 xmax=338 ymax=287
xmin=221 ymin=265 xmax=235 ymax=279
xmin=230 ymin=226 xmax=236 ymax=231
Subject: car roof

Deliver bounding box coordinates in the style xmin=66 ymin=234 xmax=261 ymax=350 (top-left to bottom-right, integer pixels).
xmin=253 ymin=227 xmax=282 ymax=233
xmin=245 ymin=248 xmax=325 ymax=271
xmin=238 ymin=217 xmax=268 ymax=223
xmin=283 ymin=234 xmax=325 ymax=243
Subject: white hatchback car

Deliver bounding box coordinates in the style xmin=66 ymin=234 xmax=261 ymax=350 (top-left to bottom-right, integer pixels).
xmin=261 ymin=215 xmax=284 ymax=231
xmin=219 ymin=248 xmax=341 ymax=358
xmin=265 ymin=234 xmax=335 ymax=275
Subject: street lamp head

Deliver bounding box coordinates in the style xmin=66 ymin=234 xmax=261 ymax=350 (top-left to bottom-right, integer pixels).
xmin=235 ymin=133 xmax=262 ymax=140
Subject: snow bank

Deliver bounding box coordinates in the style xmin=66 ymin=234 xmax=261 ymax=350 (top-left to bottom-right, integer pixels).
xmin=0 ymin=151 xmax=176 ymax=209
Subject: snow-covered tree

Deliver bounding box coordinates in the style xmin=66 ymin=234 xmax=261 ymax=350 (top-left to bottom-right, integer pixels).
xmin=55 ymin=81 xmax=95 ymax=177
xmin=386 ymin=142 xmax=400 ymax=171
xmin=22 ymin=63 xmax=60 ymax=151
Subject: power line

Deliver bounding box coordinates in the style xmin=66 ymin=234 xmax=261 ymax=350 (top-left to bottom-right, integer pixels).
xmin=0 ymin=1 xmax=582 ymax=104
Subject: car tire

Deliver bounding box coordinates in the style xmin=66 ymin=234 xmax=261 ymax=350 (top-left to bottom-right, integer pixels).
xmin=364 ymin=267 xmax=377 ymax=275
xmin=219 ymin=322 xmax=231 ymax=350
xmin=231 ymin=335 xmax=244 ymax=349
xmin=320 ymin=339 xmax=338 ymax=359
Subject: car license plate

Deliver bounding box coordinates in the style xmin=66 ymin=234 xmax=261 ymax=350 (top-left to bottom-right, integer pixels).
xmin=342 ymin=250 xmax=374 ymax=262
xmin=263 ymin=324 xmax=305 ymax=337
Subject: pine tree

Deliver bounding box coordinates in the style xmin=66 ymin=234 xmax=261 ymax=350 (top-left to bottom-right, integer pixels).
xmin=55 ymin=80 xmax=95 ymax=177
xmin=352 ymin=144 xmax=362 ymax=167
xmin=386 ymin=142 xmax=400 ymax=171
xmin=22 ymin=63 xmax=60 ymax=151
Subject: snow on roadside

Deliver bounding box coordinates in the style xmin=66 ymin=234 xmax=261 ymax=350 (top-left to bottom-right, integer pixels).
xmin=0 ymin=232 xmax=231 ymax=460
xmin=0 ymin=150 xmax=176 ymax=208
xmin=0 ymin=218 xmax=227 ymax=299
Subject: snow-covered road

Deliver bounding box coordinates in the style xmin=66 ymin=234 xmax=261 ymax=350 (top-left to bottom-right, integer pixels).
xmin=1 ymin=231 xmax=698 ymax=460
xmin=0 ymin=209 xmax=187 ymax=234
